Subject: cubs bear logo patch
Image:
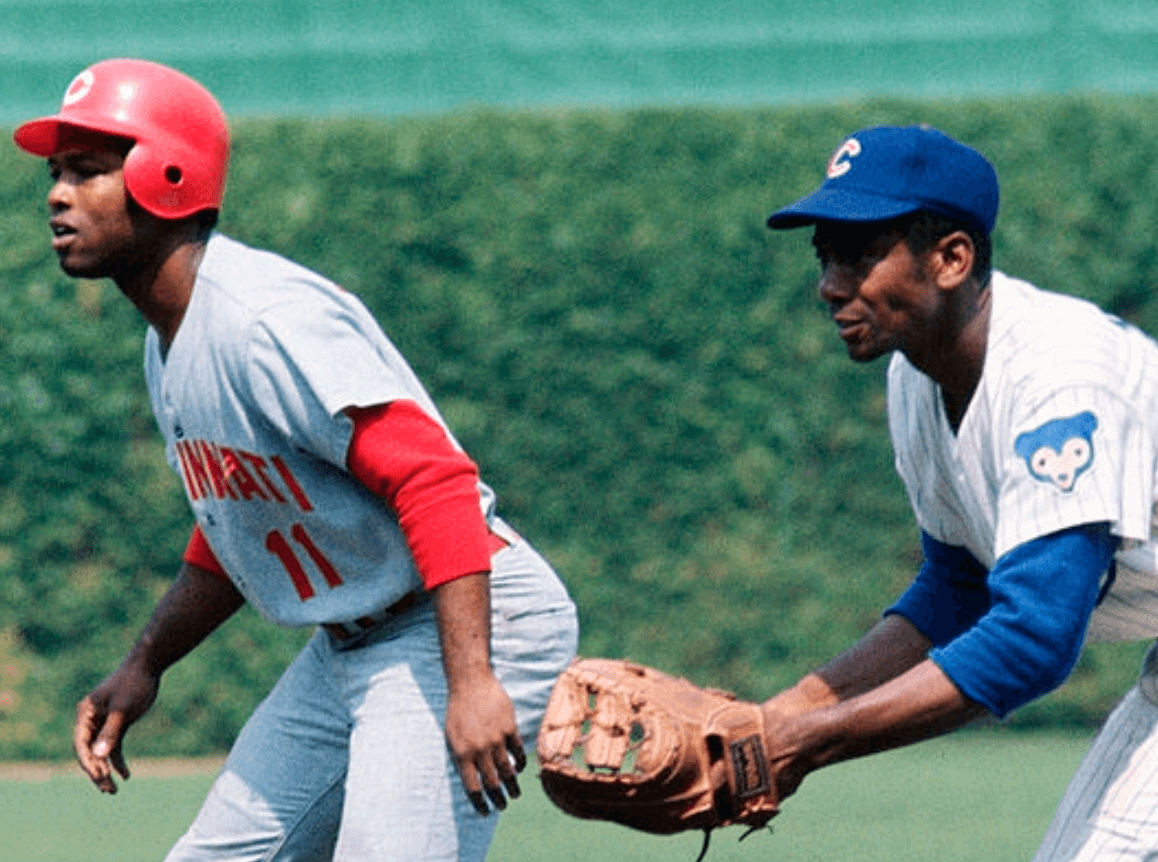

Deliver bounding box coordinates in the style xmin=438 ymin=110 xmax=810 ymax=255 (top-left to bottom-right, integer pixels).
xmin=1014 ymin=411 xmax=1098 ymax=492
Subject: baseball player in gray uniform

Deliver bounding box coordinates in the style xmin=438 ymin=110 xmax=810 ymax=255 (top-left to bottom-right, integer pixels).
xmin=14 ymin=58 xmax=578 ymax=861
xmin=758 ymin=124 xmax=1158 ymax=859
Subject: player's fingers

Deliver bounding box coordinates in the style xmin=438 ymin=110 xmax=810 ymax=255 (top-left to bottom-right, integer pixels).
xmin=454 ymin=753 xmax=490 ymax=816
xmin=475 ymin=761 xmax=506 ymax=812
xmin=500 ymin=771 xmax=521 ymax=801
xmin=507 ymin=732 xmax=527 ymax=773
xmin=484 ymin=783 xmax=508 ymax=812
xmin=109 ymin=745 xmax=131 ymax=781
xmin=478 ymin=746 xmax=513 ymax=812
xmin=89 ymin=712 xmax=127 ymax=793
xmin=497 ymin=734 xmax=523 ymax=800
xmin=92 ymin=711 xmax=125 ymax=760
xmin=73 ymin=699 xmax=113 ymax=789
xmin=73 ymin=698 xmax=99 ymax=760
xmin=466 ymin=789 xmax=490 ymax=817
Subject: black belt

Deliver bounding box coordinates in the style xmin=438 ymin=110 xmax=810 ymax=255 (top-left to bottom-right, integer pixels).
xmin=322 ymin=590 xmax=421 ymax=642
xmin=321 ymin=529 xmax=511 ymax=643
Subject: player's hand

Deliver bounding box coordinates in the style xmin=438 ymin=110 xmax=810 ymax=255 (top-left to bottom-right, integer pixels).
xmin=444 ymin=673 xmax=525 ymax=816
xmin=73 ymin=659 xmax=161 ymax=794
xmin=760 ymin=703 xmax=811 ymax=804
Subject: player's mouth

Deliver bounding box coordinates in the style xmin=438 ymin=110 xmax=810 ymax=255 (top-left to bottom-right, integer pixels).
xmin=833 ymin=316 xmax=865 ymax=341
xmin=50 ymin=219 xmax=78 ymax=252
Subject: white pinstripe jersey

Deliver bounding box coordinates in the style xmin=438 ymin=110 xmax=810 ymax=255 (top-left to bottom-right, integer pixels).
xmin=145 ymin=234 xmax=498 ymax=627
xmin=889 ymin=271 xmax=1158 ymax=642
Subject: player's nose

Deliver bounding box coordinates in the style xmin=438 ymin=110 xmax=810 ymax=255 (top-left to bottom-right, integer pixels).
xmin=47 ymin=177 xmax=71 ymax=212
xmin=817 ymin=265 xmax=855 ymax=307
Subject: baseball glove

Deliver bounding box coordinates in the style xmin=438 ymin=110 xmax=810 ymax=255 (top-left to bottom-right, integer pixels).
xmin=537 ymin=658 xmax=778 ymax=859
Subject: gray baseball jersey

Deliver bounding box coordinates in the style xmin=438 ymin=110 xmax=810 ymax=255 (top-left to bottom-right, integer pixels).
xmin=146 ymin=233 xmax=578 ymax=862
xmin=888 ymin=270 xmax=1158 ymax=642
xmin=145 ymin=232 xmax=497 ymax=627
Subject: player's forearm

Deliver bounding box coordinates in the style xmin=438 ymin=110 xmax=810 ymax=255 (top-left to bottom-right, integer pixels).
xmin=432 ymin=572 xmax=494 ymax=691
xmin=764 ymin=615 xmax=932 ymax=719
xmin=126 ymin=561 xmax=245 ymax=677
xmin=773 ymin=660 xmax=987 ymax=787
xmin=813 ymin=614 xmax=933 ymax=700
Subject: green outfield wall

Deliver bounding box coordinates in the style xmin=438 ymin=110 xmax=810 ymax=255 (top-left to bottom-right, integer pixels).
xmin=2 ymin=0 xmax=1158 ymax=125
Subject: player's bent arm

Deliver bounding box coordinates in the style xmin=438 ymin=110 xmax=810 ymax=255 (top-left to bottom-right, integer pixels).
xmin=768 ymin=658 xmax=986 ymax=800
xmin=433 ymin=572 xmax=526 ymax=816
xmin=345 ymin=401 xmax=522 ymax=813
xmin=766 ymin=523 xmax=1113 ymax=721
xmin=765 ymin=523 xmax=1118 ymax=799
xmin=125 ymin=560 xmax=246 ymax=674
xmin=927 ymin=522 xmax=1118 ymax=717
xmin=764 ymin=536 xmax=977 ymax=719
xmin=74 ymin=561 xmax=245 ymax=794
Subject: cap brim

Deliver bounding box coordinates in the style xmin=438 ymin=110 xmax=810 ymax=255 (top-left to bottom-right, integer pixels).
xmin=767 ymin=186 xmax=921 ymax=229
xmin=12 ymin=117 xmax=65 ymax=157
xmin=14 ymin=116 xmax=137 ymax=157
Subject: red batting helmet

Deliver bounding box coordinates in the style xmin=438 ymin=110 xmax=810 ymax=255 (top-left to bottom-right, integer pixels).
xmin=13 ymin=58 xmax=230 ymax=220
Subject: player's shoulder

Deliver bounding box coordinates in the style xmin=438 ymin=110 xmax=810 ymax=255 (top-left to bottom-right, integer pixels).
xmin=992 ymin=271 xmax=1136 ymax=345
xmin=198 ymin=233 xmax=346 ymax=309
xmin=184 ymin=233 xmax=384 ymax=357
xmin=989 ymin=271 xmax=1158 ymax=386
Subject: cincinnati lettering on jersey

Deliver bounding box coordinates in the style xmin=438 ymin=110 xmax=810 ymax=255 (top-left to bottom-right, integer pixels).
xmin=176 ymin=439 xmax=313 ymax=511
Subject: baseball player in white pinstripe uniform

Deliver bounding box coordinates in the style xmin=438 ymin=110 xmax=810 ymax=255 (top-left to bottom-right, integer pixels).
xmin=758 ymin=124 xmax=1158 ymax=859
xmin=14 ymin=58 xmax=578 ymax=861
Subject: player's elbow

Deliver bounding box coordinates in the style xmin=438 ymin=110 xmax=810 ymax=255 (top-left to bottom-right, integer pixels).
xmin=930 ymin=621 xmax=1086 ymax=719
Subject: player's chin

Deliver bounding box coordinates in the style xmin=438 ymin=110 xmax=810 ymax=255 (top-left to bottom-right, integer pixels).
xmin=56 ymin=253 xmax=106 ymax=280
xmin=841 ymin=338 xmax=888 ymax=364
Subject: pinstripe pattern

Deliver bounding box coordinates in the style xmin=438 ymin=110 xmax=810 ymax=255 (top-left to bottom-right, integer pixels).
xmin=1033 ymin=658 xmax=1158 ymax=861
xmin=888 ymin=272 xmax=1158 ymax=642
xmin=888 ymin=272 xmax=1158 ymax=859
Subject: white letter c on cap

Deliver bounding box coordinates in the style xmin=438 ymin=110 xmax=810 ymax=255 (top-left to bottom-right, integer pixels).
xmin=63 ymin=69 xmax=95 ymax=106
xmin=827 ymin=138 xmax=861 ymax=179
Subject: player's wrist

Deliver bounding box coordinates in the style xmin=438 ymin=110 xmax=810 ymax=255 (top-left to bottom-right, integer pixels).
xmin=124 ymin=632 xmax=176 ymax=680
xmin=762 ymin=673 xmax=839 ymax=719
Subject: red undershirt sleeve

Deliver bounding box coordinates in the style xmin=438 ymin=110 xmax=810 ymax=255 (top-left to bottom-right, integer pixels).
xmin=345 ymin=400 xmax=493 ymax=590
xmin=183 ymin=524 xmax=233 ymax=586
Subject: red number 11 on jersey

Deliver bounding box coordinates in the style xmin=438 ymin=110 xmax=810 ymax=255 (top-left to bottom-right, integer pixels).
xmin=265 ymin=523 xmax=344 ymax=600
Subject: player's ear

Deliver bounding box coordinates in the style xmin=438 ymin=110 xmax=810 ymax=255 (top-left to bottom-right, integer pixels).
xmin=931 ymin=230 xmax=974 ymax=291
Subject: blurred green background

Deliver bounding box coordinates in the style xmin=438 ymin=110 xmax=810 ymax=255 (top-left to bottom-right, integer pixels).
xmin=2 ymin=96 xmax=1158 ymax=758
xmin=1 ymin=2 xmax=1158 ymax=763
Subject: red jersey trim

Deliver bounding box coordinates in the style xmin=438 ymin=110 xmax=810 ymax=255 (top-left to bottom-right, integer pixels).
xmin=183 ymin=525 xmax=233 ymax=586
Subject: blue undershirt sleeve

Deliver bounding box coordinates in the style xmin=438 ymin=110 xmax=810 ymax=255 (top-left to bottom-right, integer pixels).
xmin=905 ymin=523 xmax=1118 ymax=719
xmin=886 ymin=532 xmax=990 ymax=645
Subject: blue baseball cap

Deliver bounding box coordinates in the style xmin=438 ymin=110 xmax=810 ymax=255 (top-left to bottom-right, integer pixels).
xmin=766 ymin=125 xmax=999 ymax=235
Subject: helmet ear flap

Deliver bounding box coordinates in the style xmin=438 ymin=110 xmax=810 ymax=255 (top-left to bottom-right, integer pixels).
xmin=123 ymin=139 xmax=218 ymax=220
xmin=122 ymin=141 xmax=179 ymax=219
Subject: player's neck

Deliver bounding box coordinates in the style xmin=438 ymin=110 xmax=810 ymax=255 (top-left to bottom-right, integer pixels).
xmin=910 ymin=281 xmax=992 ymax=433
xmin=114 ymin=236 xmax=207 ymax=352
